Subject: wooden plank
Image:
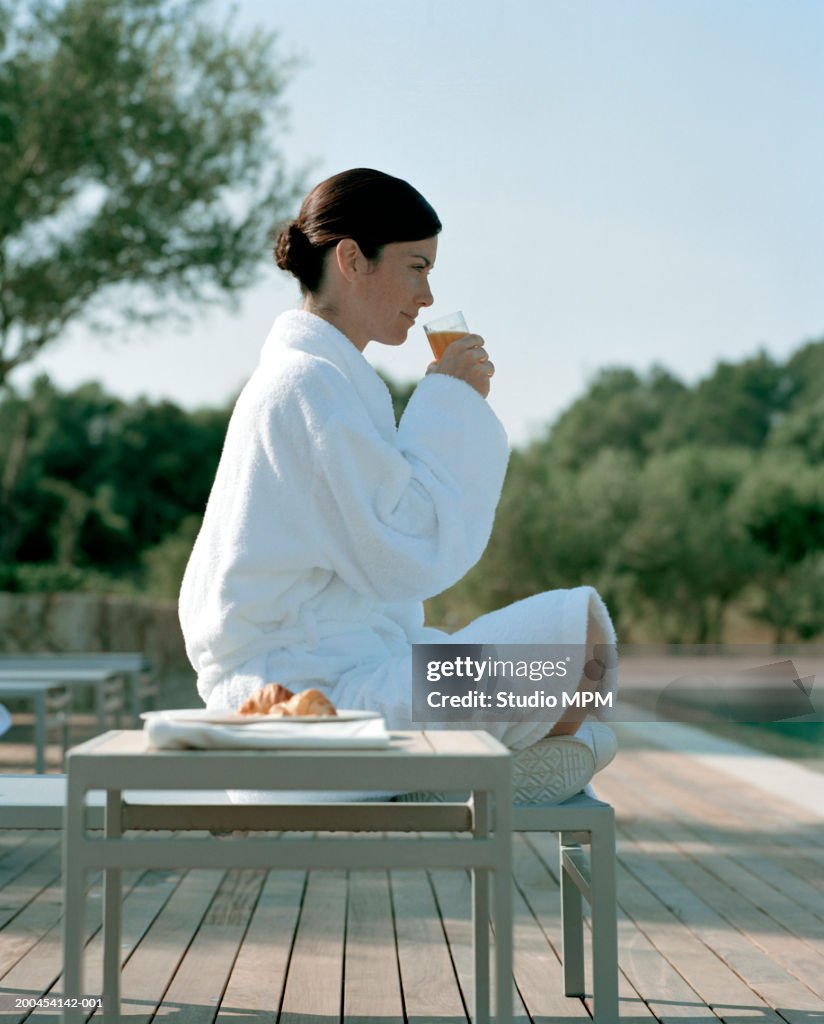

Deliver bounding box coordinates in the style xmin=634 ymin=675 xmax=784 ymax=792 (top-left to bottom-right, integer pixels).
xmin=278 ymin=870 xmax=347 ymax=1023
xmin=593 ymin=763 xmax=824 ymax=1022
xmin=115 ymin=869 xmax=226 ymax=1022
xmin=617 ymin=737 xmax=824 ymax=847
xmin=624 ymin=819 xmax=824 ymax=1002
xmin=391 ymin=868 xmax=468 ymax=1023
xmin=72 ymin=868 xmax=183 ymax=998
xmin=0 ymin=869 xmax=104 ymax=989
xmin=0 ymin=830 xmax=56 ymax=866
xmin=615 ymin=833 xmax=824 ymax=1022
xmin=609 ymin=749 xmax=824 ymax=897
xmin=20 ymin=868 xmax=180 ymax=1022
xmin=0 ymin=842 xmax=61 ymax=935
xmin=590 ymin=855 xmax=783 ymax=1023
xmin=0 ymin=834 xmax=60 ymax=896
xmin=612 ymin=737 xmax=824 ymax=860
xmin=0 ymin=870 xmax=108 ymax=1021
xmin=152 ymin=869 xmax=266 ymax=1024
xmin=611 ymin=910 xmax=718 ymax=1023
xmin=343 ymin=870 xmax=405 ymax=1023
xmin=602 ymin=758 xmax=824 ymax=944
xmin=215 ymin=869 xmax=305 ymax=1023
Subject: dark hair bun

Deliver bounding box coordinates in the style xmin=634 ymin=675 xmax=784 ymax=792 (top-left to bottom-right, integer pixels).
xmin=274 ymin=221 xmax=325 ymax=293
xmin=275 ymin=221 xmax=310 ymax=274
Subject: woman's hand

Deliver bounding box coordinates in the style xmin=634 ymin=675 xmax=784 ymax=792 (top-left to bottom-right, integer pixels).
xmin=426 ymin=334 xmax=495 ymax=399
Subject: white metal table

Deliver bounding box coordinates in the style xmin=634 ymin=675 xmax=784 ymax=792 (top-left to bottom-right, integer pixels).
xmin=0 ymin=665 xmax=127 ymax=743
xmin=61 ymin=728 xmax=513 ymax=1024
xmin=0 ymin=651 xmax=156 ymax=726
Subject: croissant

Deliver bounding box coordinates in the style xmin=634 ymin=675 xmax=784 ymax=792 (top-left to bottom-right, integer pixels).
xmin=265 ymin=688 xmax=337 ymax=718
xmin=238 ymin=683 xmax=294 ymax=716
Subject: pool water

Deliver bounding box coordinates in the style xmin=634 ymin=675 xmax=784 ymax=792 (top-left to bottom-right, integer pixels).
xmin=698 ymin=720 xmax=824 ymax=774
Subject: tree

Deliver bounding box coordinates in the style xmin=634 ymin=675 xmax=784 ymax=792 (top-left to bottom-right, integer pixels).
xmin=0 ymin=375 xmax=229 ymax=572
xmin=767 ymin=396 xmax=824 ymax=463
xmin=677 ymin=352 xmax=794 ymax=449
xmin=0 ymin=0 xmax=303 ymax=385
xmin=731 ymin=451 xmax=824 ymax=641
xmin=541 ymin=365 xmax=689 ymax=470
xmin=617 ymin=447 xmax=757 ymax=642
xmin=783 ymin=337 xmax=824 ymax=409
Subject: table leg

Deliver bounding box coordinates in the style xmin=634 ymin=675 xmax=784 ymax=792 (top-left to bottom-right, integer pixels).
xmin=472 ymin=790 xmax=490 ymax=1024
xmin=34 ymin=691 xmax=46 ymax=774
xmin=95 ymin=681 xmax=107 ymax=735
xmin=493 ymin=786 xmax=513 ymax=1024
xmin=62 ymin=774 xmax=87 ymax=1024
xmin=103 ymin=790 xmax=123 ymax=1021
xmin=591 ymin=812 xmax=619 ymax=1023
xmin=129 ymin=673 xmax=142 ymax=727
xmin=560 ymin=838 xmax=585 ymax=995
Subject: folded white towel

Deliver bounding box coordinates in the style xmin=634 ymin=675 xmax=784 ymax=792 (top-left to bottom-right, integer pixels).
xmin=145 ymin=715 xmax=390 ymax=751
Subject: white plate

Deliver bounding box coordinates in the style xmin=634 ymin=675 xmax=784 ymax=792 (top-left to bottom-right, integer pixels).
xmin=140 ymin=708 xmax=381 ymax=726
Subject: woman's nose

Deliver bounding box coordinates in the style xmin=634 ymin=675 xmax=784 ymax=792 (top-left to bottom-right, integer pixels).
xmin=418 ymin=279 xmax=434 ymax=307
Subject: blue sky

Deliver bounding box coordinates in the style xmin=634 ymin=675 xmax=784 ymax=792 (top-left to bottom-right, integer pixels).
xmin=14 ymin=0 xmax=824 ymax=445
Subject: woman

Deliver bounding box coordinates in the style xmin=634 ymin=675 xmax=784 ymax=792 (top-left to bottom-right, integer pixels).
xmin=179 ymin=168 xmax=617 ymax=803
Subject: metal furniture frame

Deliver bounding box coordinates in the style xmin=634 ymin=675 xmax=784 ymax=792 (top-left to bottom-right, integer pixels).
xmin=0 ymin=774 xmax=619 ymax=1022
xmin=513 ymin=795 xmax=618 ymax=1022
xmin=0 ymin=651 xmax=156 ymax=727
xmin=60 ymin=729 xmax=514 ymax=1024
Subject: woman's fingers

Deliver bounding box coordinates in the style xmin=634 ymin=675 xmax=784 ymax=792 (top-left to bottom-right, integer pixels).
xmin=429 ymin=333 xmax=495 ymax=398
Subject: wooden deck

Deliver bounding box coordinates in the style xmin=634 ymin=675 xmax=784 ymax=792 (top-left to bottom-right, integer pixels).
xmin=1 ymin=724 xmax=824 ymax=1023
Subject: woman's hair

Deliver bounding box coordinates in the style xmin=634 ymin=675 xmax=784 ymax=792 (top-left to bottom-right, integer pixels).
xmin=274 ymin=168 xmax=442 ymax=294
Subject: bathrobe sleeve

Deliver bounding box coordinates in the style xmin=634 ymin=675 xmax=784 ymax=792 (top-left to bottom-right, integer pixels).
xmin=303 ymin=368 xmax=510 ymax=603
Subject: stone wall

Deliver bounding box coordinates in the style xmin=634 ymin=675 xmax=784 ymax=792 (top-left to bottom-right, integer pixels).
xmin=0 ymin=592 xmax=194 ymax=701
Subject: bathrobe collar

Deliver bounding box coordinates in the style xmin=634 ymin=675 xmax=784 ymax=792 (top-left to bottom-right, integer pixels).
xmin=259 ymin=309 xmax=396 ymax=439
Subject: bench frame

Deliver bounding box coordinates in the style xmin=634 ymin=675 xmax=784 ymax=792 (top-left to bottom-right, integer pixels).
xmin=0 ymin=774 xmax=618 ymax=1022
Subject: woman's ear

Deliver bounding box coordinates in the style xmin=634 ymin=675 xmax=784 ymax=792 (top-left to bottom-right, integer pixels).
xmin=334 ymin=238 xmax=368 ymax=281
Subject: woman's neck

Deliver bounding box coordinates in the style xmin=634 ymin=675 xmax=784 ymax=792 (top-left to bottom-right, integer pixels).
xmin=303 ymin=296 xmax=368 ymax=352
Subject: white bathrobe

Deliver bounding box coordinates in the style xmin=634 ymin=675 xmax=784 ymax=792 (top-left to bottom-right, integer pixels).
xmin=179 ymin=309 xmax=616 ymax=756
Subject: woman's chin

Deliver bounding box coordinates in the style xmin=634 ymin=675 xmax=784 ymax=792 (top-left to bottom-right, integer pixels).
xmin=373 ymin=332 xmax=408 ymax=347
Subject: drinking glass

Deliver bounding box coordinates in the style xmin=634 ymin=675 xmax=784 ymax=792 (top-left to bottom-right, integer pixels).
xmin=423 ymin=311 xmax=469 ymax=362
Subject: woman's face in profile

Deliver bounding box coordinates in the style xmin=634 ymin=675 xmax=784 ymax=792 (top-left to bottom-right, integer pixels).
xmin=359 ymin=236 xmax=438 ymax=347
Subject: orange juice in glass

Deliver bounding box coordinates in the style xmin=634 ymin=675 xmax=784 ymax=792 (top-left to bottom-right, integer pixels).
xmin=424 ymin=311 xmax=468 ymax=362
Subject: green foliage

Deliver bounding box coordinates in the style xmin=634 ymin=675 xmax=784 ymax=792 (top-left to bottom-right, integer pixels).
xmin=732 ymin=452 xmax=824 ymax=564
xmin=540 ymin=365 xmax=688 ymax=469
xmin=616 ymin=447 xmax=756 ymax=642
xmin=4 ymin=335 xmax=824 ymax=643
xmin=141 ymin=513 xmax=201 ymax=599
xmin=0 ymin=561 xmax=128 ymax=592
xmin=767 ymin=398 xmax=824 ymax=462
xmin=0 ymin=374 xmax=229 ymax=580
xmin=437 ymin=336 xmax=824 ymax=642
xmin=676 ymin=352 xmax=793 ymax=448
xmin=0 ymin=0 xmax=304 ymax=384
